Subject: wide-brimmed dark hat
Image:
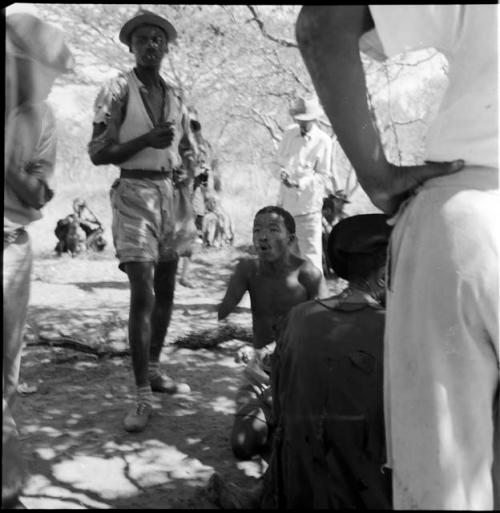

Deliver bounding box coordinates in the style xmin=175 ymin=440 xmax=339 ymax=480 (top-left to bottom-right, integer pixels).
xmin=327 ymin=214 xmax=392 ymax=279
xmin=119 ymin=9 xmax=177 ymax=46
xmin=6 ymin=12 xmax=74 ymax=73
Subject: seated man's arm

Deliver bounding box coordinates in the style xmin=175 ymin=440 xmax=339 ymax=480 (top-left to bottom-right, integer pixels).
xmin=217 ymin=260 xmax=249 ymax=320
xmin=296 ymin=6 xmax=463 ymax=215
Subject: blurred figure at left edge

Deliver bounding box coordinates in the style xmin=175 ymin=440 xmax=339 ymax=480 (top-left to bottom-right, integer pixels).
xmin=3 ymin=10 xmax=74 ymax=508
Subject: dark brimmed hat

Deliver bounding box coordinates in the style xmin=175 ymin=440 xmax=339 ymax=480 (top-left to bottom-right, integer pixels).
xmin=327 ymin=214 xmax=392 ymax=279
xmin=6 ymin=13 xmax=74 ymax=73
xmin=119 ymin=9 xmax=177 ymax=46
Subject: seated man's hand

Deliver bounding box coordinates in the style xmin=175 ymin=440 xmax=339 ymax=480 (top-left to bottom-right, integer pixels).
xmin=235 ymin=346 xmax=254 ymax=364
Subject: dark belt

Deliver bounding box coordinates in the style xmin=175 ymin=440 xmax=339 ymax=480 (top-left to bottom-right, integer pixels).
xmin=120 ymin=168 xmax=172 ymax=180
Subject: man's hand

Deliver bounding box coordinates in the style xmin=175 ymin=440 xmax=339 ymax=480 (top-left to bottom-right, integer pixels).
xmin=365 ymin=160 xmax=465 ymax=214
xmin=146 ymin=123 xmax=175 ymax=149
xmin=6 ymin=163 xmax=54 ymax=210
xmin=280 ymin=170 xmax=299 ymax=188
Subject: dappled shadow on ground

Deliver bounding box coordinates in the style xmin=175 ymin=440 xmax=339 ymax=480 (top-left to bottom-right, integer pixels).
xmin=15 ymin=342 xmax=262 ymax=509
xmin=15 ymin=245 xmax=276 ymax=508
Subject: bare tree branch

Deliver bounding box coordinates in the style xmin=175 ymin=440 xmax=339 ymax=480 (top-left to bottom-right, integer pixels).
xmin=246 ymin=6 xmax=298 ymax=48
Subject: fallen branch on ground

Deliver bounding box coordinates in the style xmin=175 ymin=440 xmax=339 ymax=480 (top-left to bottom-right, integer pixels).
xmin=173 ymin=323 xmax=253 ymax=350
xmin=25 ymin=330 xmax=130 ymax=358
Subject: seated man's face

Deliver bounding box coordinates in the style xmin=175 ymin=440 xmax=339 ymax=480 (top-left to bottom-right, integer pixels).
xmin=253 ymin=212 xmax=293 ymax=263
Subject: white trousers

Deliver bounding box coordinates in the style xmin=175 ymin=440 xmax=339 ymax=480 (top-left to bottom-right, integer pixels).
xmin=385 ymin=166 xmax=499 ymax=510
xmin=293 ymin=211 xmax=323 ymax=274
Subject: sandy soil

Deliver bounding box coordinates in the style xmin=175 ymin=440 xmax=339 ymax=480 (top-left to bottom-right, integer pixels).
xmin=12 ymin=245 xmax=276 ymax=509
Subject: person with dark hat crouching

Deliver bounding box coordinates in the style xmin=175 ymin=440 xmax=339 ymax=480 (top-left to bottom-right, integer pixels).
xmin=88 ymin=9 xmax=196 ymax=433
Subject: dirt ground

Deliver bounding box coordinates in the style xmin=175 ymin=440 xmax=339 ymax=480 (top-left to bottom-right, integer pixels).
xmin=12 ymin=244 xmax=340 ymax=509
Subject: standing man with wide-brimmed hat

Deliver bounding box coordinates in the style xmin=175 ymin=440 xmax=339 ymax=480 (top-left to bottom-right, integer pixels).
xmin=272 ymin=96 xmax=333 ymax=275
xmin=88 ymin=9 xmax=195 ymax=433
xmin=4 ymin=11 xmax=74 ymax=507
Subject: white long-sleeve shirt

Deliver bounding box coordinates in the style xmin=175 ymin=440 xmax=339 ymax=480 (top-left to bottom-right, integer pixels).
xmin=273 ymin=123 xmax=333 ymax=216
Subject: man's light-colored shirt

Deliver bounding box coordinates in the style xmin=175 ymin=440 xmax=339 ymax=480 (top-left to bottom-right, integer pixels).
xmin=274 ymin=123 xmax=333 ymax=216
xmin=4 ymin=102 xmax=57 ymax=230
xmin=367 ymin=5 xmax=498 ymax=169
xmin=88 ymin=69 xmax=194 ymax=172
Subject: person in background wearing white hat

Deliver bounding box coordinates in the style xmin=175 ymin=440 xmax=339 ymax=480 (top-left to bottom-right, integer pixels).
xmin=88 ymin=9 xmax=195 ymax=433
xmin=4 ymin=11 xmax=74 ymax=508
xmin=272 ymin=96 xmax=334 ymax=277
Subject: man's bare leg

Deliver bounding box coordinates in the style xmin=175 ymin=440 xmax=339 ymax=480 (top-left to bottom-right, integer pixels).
xmin=149 ymin=258 xmax=191 ymax=393
xmin=150 ymin=258 xmax=178 ymax=362
xmin=123 ymin=261 xmax=156 ymax=432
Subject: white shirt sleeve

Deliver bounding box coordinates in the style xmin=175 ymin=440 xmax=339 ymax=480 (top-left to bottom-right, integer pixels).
xmin=368 ymin=5 xmax=465 ymax=59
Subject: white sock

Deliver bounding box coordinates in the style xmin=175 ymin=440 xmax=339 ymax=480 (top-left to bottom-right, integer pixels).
xmin=137 ymin=385 xmax=154 ymax=406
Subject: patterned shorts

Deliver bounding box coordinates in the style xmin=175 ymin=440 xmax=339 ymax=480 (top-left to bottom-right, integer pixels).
xmin=110 ymin=177 xmax=177 ymax=270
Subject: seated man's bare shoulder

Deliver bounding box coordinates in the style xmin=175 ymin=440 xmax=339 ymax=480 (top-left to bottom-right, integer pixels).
xmin=297 ymin=256 xmax=326 ymax=299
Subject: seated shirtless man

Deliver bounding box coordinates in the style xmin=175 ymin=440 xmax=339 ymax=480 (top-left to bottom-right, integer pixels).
xmin=218 ymin=205 xmax=326 ymax=461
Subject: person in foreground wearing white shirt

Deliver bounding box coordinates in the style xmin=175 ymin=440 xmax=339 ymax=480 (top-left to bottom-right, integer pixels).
xmin=296 ymin=5 xmax=499 ymax=510
xmin=273 ymin=96 xmax=333 ymax=274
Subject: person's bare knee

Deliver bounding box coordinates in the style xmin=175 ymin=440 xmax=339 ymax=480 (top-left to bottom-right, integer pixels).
xmin=231 ymin=415 xmax=268 ymax=460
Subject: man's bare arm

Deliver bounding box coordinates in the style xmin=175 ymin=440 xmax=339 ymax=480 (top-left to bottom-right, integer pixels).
xmin=299 ymin=261 xmax=328 ymax=300
xmin=217 ymin=260 xmax=249 ymax=320
xmin=89 ymin=123 xmax=175 ymax=166
xmin=296 ymin=6 xmax=463 ymax=215
xmin=6 ymin=161 xmax=54 ymax=209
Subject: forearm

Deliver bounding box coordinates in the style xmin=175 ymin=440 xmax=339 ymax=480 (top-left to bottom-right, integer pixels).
xmin=297 ymin=6 xmax=463 ymax=214
xmin=6 ymin=164 xmax=54 ymax=209
xmin=296 ymin=7 xmax=395 ymax=208
xmin=218 ymin=266 xmax=248 ymax=320
xmin=90 ymin=133 xmax=150 ymax=166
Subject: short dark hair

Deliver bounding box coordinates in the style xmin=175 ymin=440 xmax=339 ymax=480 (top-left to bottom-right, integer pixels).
xmin=255 ymin=206 xmax=295 ymax=234
xmin=345 ymin=247 xmax=387 ymax=281
xmin=327 ymin=214 xmax=391 ymax=280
